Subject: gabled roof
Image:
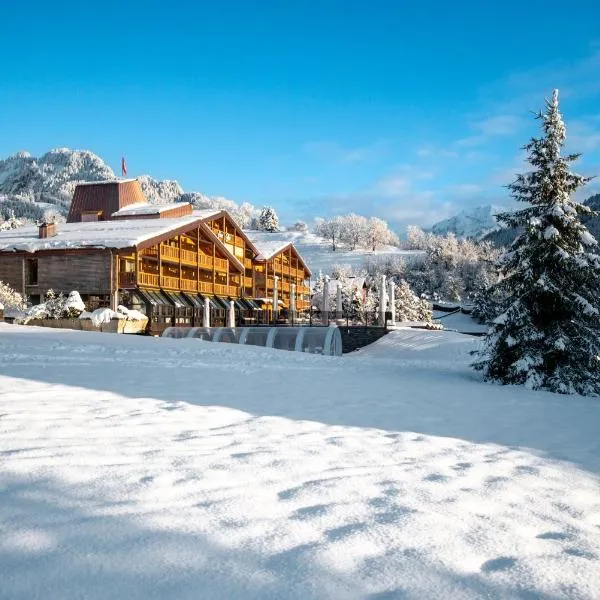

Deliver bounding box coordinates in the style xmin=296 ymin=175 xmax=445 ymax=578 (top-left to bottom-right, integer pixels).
xmin=201 ymin=210 xmax=260 ymax=255
xmin=246 ymin=232 xmax=312 ymax=276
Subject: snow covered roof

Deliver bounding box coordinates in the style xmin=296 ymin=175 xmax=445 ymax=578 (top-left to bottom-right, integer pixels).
xmin=246 ymin=232 xmax=297 ymax=260
xmin=191 ymin=209 xmax=223 ymax=221
xmin=0 ymin=216 xmax=204 ymax=253
xmin=111 ymin=202 xmax=192 ymax=217
xmin=246 ymin=231 xmax=312 ymax=275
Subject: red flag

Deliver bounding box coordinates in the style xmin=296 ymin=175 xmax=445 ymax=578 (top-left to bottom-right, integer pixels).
xmin=121 ymin=156 xmax=127 ymax=177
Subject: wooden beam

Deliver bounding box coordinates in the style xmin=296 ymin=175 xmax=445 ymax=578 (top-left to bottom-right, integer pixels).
xmin=178 ymin=235 xmax=182 ymax=291
xmin=212 ymin=242 xmax=216 ymax=290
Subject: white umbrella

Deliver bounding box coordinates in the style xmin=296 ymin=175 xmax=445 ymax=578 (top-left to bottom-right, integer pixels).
xmin=203 ymin=297 xmax=211 ymax=328
xmin=227 ymin=300 xmax=235 ymax=328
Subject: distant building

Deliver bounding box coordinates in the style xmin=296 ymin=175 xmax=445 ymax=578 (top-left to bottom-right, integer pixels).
xmin=0 ymin=179 xmax=311 ymax=332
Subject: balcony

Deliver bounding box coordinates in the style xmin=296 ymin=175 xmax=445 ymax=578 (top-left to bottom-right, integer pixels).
xmin=244 ymin=276 xmax=253 ymax=288
xmin=160 ymin=245 xmax=180 ymax=262
xmin=180 ymin=248 xmax=198 ymax=265
xmin=199 ymin=281 xmax=214 ymax=294
xmin=180 ymin=278 xmax=197 ymax=292
xmin=198 ymin=254 xmax=213 ymax=269
xmin=160 ymin=275 xmax=180 ymax=289
xmin=244 ymin=258 xmax=253 ymax=269
xmin=138 ymin=272 xmax=159 ymax=287
xmin=214 ymin=257 xmax=228 ymax=272
xmin=118 ymin=272 xmax=136 ymax=288
xmin=214 ymin=283 xmax=238 ymax=296
xmin=140 ymin=247 xmax=158 ymax=259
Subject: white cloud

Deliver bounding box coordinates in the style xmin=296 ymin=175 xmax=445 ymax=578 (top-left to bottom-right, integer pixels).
xmin=303 ymin=140 xmax=389 ymax=164
xmin=446 ymin=183 xmax=484 ymax=196
xmin=456 ymin=115 xmax=521 ymax=147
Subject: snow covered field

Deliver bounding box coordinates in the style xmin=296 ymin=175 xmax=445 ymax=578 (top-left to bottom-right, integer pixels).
xmin=0 ymin=324 xmax=599 ymax=599
xmin=246 ymin=229 xmax=421 ymax=275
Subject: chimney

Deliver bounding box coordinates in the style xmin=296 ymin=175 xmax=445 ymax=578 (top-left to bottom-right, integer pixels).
xmin=38 ymin=221 xmax=57 ymax=239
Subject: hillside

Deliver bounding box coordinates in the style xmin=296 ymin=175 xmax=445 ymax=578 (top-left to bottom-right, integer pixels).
xmin=0 ymin=148 xmax=247 ymax=222
xmin=482 ymin=193 xmax=600 ymax=247
xmin=247 ymin=229 xmax=421 ymax=275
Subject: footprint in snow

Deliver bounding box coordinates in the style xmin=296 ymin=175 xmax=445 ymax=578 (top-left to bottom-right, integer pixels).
xmin=481 ymin=556 xmax=518 ymax=573
xmin=325 ymin=522 xmax=367 ymax=541
xmin=423 ymin=473 xmax=448 ymax=483
xmin=536 ymin=531 xmax=573 ymax=541
xmin=564 ymin=548 xmax=598 ymax=560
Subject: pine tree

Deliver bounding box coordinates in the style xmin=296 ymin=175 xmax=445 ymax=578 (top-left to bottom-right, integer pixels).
xmin=258 ymin=207 xmax=280 ymax=232
xmin=473 ymin=90 xmax=600 ymax=395
xmin=394 ymin=280 xmax=432 ymax=322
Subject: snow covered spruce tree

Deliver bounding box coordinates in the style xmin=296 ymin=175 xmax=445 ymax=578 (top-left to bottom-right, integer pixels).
xmin=257 ymin=206 xmax=280 ymax=232
xmin=473 ymin=89 xmax=600 ymax=395
xmin=394 ymin=280 xmax=432 ymax=322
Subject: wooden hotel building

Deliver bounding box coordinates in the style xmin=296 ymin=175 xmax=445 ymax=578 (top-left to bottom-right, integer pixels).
xmin=0 ymin=179 xmax=311 ymax=330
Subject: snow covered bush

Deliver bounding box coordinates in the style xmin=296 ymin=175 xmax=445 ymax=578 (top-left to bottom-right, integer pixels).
xmin=0 ymin=209 xmax=25 ymax=231
xmin=0 ymin=280 xmax=26 ymax=312
xmin=22 ymin=289 xmax=86 ymax=323
xmin=257 ymin=207 xmax=280 ymax=232
xmin=473 ymin=90 xmax=600 ymax=396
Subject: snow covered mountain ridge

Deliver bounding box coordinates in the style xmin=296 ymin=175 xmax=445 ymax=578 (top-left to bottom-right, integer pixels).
xmin=430 ymin=204 xmax=509 ymax=239
xmin=0 ymin=148 xmax=252 ymax=223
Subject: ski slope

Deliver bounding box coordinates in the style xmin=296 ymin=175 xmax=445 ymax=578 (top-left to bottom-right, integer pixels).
xmin=0 ymin=324 xmax=599 ymax=600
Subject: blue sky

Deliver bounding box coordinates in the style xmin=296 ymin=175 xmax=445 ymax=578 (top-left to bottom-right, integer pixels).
xmin=2 ymin=1 xmax=600 ymax=230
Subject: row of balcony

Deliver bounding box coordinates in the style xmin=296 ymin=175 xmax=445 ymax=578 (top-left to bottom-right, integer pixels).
xmin=120 ymin=272 xmax=237 ymax=296
xmin=154 ymin=245 xmax=229 ymax=271
xmin=139 ymin=246 xmax=307 ymax=279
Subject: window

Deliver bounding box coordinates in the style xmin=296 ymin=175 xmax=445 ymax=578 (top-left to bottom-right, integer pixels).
xmin=81 ymin=211 xmax=102 ymax=222
xmin=26 ymin=258 xmax=38 ymax=285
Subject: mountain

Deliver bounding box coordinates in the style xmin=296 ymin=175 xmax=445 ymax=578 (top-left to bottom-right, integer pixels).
xmin=430 ymin=205 xmax=508 ymax=239
xmin=0 ymin=148 xmax=254 ymax=224
xmin=481 ymin=193 xmax=600 ymax=248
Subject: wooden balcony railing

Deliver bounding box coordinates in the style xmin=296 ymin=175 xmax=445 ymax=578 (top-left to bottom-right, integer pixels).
xmin=138 ymin=272 xmax=159 ymax=287
xmin=214 ymin=283 xmax=238 ymax=296
xmin=281 ymin=280 xmax=290 ymax=292
xmin=244 ymin=258 xmax=253 ymax=269
xmin=198 ymin=254 xmax=213 ymax=269
xmin=180 ymin=278 xmax=197 ymax=292
xmin=244 ymin=276 xmax=253 ymax=288
xmin=118 ymin=272 xmax=136 ymax=288
xmin=214 ymin=257 xmax=228 ymax=272
xmin=140 ymin=247 xmax=158 ymax=258
xmin=160 ymin=275 xmax=179 ymax=289
xmin=199 ymin=281 xmax=213 ymax=294
xmin=180 ymin=249 xmax=197 ymax=265
xmin=160 ymin=245 xmax=179 ymax=261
